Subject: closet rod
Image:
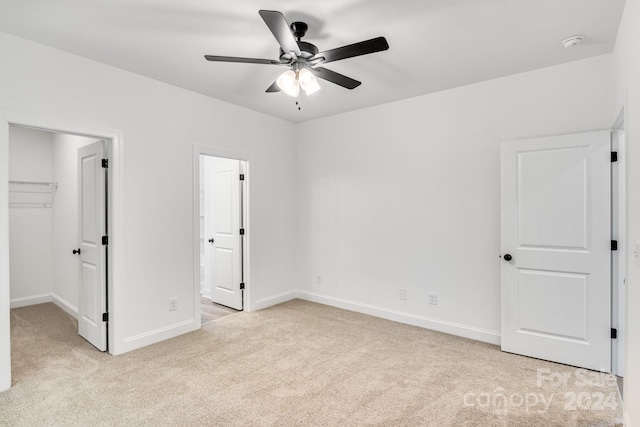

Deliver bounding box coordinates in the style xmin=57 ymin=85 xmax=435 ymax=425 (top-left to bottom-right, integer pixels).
xmin=9 ymin=180 xmax=58 ymax=186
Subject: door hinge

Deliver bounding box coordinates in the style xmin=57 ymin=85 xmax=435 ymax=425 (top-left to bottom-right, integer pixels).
xmin=239 ymin=174 xmax=245 ymax=181
xmin=611 ymin=152 xmax=618 ymax=163
xmin=611 ymin=328 xmax=617 ymax=339
xmin=102 ymin=313 xmax=109 ymax=322
xmin=239 ymin=228 xmax=245 ymax=235
xmin=240 ymin=282 xmax=245 ymax=290
xmin=611 ymin=240 xmax=618 ymax=251
xmin=102 ymin=159 xmax=109 ymax=168
xmin=102 ymin=235 xmax=109 ymax=245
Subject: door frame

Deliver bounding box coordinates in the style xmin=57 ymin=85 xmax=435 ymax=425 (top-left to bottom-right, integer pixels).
xmin=192 ymin=145 xmax=251 ymax=328
xmin=0 ymin=111 xmax=124 ymax=391
xmin=611 ymin=100 xmax=628 ymax=377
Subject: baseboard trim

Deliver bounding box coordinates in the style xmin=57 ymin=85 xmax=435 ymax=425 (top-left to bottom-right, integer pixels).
xmin=253 ymin=290 xmax=297 ymax=311
xmin=296 ymin=291 xmax=501 ymax=345
xmin=10 ymin=293 xmax=52 ymax=308
xmin=122 ymin=319 xmax=197 ymax=353
xmin=51 ymin=293 xmax=78 ymax=319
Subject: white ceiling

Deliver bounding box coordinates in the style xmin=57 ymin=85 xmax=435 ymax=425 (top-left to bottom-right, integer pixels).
xmin=0 ymin=0 xmax=626 ymax=123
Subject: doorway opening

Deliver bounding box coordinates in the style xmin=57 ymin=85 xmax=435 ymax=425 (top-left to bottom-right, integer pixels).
xmin=1 ymin=116 xmax=122 ymax=391
xmin=501 ymin=127 xmax=628 ymax=378
xmin=196 ymin=153 xmax=248 ymax=325
xmin=8 ymin=125 xmax=111 ymax=353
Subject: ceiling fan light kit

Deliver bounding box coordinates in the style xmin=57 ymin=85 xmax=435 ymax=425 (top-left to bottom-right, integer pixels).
xmin=298 ymin=68 xmax=321 ymax=95
xmin=277 ymin=68 xmax=322 ymax=97
xmin=276 ymin=69 xmax=300 ymax=97
xmin=204 ymin=10 xmax=389 ymax=104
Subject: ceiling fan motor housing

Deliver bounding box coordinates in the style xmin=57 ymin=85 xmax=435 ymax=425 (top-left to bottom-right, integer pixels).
xmin=290 ymin=21 xmax=308 ymax=39
xmin=278 ymin=22 xmax=318 ymax=62
xmin=280 ymin=41 xmax=318 ymax=62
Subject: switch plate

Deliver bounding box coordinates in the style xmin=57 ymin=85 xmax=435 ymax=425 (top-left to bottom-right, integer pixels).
xmin=169 ymin=298 xmax=177 ymax=311
xmin=399 ymin=289 xmax=407 ymax=300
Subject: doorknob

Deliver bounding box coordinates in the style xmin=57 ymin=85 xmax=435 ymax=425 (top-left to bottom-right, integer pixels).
xmin=73 ymin=248 xmax=81 ymax=255
xmin=503 ymin=254 xmax=512 ymax=261
xmin=208 ymin=238 xmax=214 ymax=243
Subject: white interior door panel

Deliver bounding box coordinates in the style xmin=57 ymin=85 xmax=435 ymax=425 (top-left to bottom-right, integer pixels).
xmin=78 ymin=141 xmax=107 ymax=351
xmin=501 ymin=131 xmax=611 ymax=371
xmin=203 ymin=156 xmax=243 ymax=310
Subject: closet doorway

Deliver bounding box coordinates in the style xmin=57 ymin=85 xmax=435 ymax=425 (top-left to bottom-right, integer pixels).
xmin=196 ymin=152 xmax=248 ymax=323
xmin=8 ymin=125 xmax=109 ymax=351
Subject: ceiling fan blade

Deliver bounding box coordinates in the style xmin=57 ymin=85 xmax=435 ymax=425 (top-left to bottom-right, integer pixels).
xmin=266 ymin=81 xmax=281 ymax=93
xmin=259 ymin=10 xmax=301 ymax=57
xmin=312 ymin=36 xmax=389 ymax=65
xmin=204 ymin=55 xmax=282 ymax=65
xmin=310 ymin=67 xmax=361 ymax=90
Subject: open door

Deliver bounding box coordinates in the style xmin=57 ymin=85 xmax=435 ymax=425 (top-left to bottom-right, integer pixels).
xmin=500 ymin=131 xmax=611 ymax=371
xmin=203 ymin=156 xmax=243 ymax=310
xmin=78 ymin=141 xmax=107 ymax=351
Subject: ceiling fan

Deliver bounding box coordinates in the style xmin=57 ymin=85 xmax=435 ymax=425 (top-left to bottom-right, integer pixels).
xmin=204 ymin=10 xmax=389 ymax=98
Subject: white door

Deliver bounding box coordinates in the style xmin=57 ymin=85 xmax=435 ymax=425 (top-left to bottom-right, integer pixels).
xmin=203 ymin=157 xmax=243 ymax=310
xmin=501 ymin=131 xmax=611 ymax=371
xmin=78 ymin=141 xmax=107 ymax=351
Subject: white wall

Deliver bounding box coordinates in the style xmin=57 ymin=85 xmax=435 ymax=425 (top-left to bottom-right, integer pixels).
xmin=0 ymin=31 xmax=298 ymax=390
xmin=612 ymin=1 xmax=640 ymax=425
xmin=295 ymin=54 xmax=613 ymax=343
xmin=8 ymin=126 xmax=54 ymax=305
xmin=52 ymin=133 xmax=99 ymax=314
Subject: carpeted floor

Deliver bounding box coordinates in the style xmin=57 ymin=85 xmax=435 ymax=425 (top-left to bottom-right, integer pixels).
xmin=0 ymin=300 xmax=623 ymax=426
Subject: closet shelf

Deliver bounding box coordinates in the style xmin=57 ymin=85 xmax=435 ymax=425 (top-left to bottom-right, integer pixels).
xmin=9 ymin=180 xmax=58 ymax=207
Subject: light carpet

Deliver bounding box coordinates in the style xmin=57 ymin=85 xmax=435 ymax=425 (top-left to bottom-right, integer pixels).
xmin=0 ymin=300 xmax=623 ymax=426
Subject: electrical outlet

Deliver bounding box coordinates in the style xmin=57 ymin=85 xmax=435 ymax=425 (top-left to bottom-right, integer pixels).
xmin=399 ymin=289 xmax=407 ymax=300
xmin=316 ymin=275 xmax=322 ymax=284
xmin=428 ymin=293 xmax=437 ymax=305
xmin=169 ymin=298 xmax=178 ymax=311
